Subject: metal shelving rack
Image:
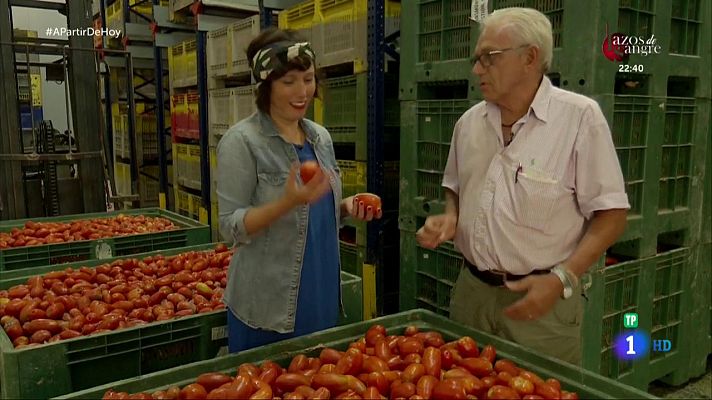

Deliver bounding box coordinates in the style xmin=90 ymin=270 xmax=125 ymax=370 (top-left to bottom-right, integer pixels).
xmin=162 ymin=0 xmax=302 ymax=227
xmin=98 ymin=0 xmax=165 ymax=208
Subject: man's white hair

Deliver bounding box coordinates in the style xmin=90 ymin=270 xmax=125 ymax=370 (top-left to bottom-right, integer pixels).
xmin=481 ymin=7 xmax=553 ymax=73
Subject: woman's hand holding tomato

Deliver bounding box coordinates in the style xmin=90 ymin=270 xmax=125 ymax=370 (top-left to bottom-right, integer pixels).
xmin=344 ymin=193 xmax=383 ymax=222
xmin=284 ymin=162 xmax=332 ymax=207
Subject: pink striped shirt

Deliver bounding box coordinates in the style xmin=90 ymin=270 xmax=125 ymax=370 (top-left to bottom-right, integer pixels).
xmin=442 ymin=77 xmax=630 ymax=274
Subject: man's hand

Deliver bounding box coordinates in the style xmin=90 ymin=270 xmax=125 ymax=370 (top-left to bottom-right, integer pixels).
xmin=503 ymin=274 xmax=564 ymax=321
xmin=416 ymin=214 xmax=457 ymax=249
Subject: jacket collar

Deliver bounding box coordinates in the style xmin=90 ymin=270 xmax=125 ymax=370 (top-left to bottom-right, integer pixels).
xmin=257 ymin=110 xmax=320 ymax=144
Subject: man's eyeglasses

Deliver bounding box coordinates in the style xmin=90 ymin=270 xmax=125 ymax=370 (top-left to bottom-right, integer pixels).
xmin=471 ymin=44 xmax=530 ymax=68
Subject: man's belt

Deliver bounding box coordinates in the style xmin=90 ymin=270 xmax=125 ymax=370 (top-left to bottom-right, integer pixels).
xmin=464 ymin=258 xmax=550 ymax=287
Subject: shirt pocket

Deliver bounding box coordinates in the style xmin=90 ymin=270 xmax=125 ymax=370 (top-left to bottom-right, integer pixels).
xmin=510 ymin=171 xmax=567 ymax=231
xmin=256 ymin=171 xmax=287 ymax=204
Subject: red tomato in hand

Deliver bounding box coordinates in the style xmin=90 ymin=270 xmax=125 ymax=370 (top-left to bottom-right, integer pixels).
xmin=300 ymin=161 xmax=320 ymax=183
xmin=354 ymin=193 xmax=381 ymax=211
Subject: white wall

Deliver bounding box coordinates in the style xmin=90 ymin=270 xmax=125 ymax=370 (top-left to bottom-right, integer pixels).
xmin=12 ymin=4 xmax=71 ymax=134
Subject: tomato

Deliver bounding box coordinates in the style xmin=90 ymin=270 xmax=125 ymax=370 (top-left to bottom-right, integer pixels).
xmin=259 ymin=364 xmax=282 ymax=386
xmin=415 ymin=375 xmax=438 ymax=399
xmin=224 ymin=375 xmax=256 ymax=399
xmin=402 ymin=363 xmax=426 ymax=383
xmin=422 ymin=347 xmax=441 ymax=377
xmin=196 ymin=373 xmax=233 ymax=392
xmin=362 ymin=386 xmax=383 ymax=400
xmin=294 ymin=385 xmax=315 ymax=399
xmin=390 ymin=381 xmax=416 ymax=399
xmin=509 ymin=377 xmax=535 ymax=396
xmin=497 ymin=371 xmax=514 ymax=385
xmin=481 ymin=376 xmax=497 ymax=390
xmin=519 ymin=371 xmax=545 ymax=386
xmin=362 ymin=372 xmax=389 ymax=396
xmin=289 ymin=354 xmax=309 ymax=372
xmin=441 ymin=349 xmax=457 ymax=370
xmin=334 ymin=389 xmax=361 ymax=400
xmin=24 ymin=319 xmax=61 ymax=335
xmin=456 ymin=337 xmax=479 ymax=358
xmin=480 ymin=345 xmax=496 ymax=364
xmin=362 ymin=355 xmax=389 ymax=373
xmin=353 ymin=194 xmax=381 ymax=213
xmin=522 ymin=396 xmax=544 ymax=400
xmin=2 ymin=317 xmax=23 ymax=340
xmin=432 ymin=380 xmax=467 ymax=400
xmin=398 ymin=338 xmax=424 ymax=356
xmin=300 ymin=161 xmax=320 ymax=184
xmin=403 ymin=325 xmax=419 ymax=336
xmin=335 ymin=348 xmax=364 ymax=376
xmin=312 ymin=373 xmax=351 ymax=395
xmin=275 ymin=373 xmax=312 ymax=393
xmin=374 ymin=340 xmax=392 ymax=361
xmin=534 ymin=383 xmax=560 ymax=400
xmin=248 ymin=380 xmax=272 ymax=400
xmin=386 ymin=356 xmax=408 ymax=371
xmin=486 ymin=385 xmax=521 ymax=400
xmin=494 ymin=359 xmax=520 ymax=376
xmin=309 ymin=387 xmax=331 ymax=400
xmin=365 ymin=329 xmax=385 ymax=347
xmin=178 ymin=383 xmax=208 ymax=400
xmin=350 ymin=338 xmax=367 ymax=354
xmin=459 ymin=358 xmax=493 ymax=378
xmin=545 ymin=379 xmax=561 ymax=391
xmin=443 ymin=368 xmax=474 ymax=380
xmin=560 ymin=391 xmax=579 ymax=400
xmin=403 ymin=353 xmax=422 ymax=365
xmin=319 ymin=364 xmax=337 ymax=374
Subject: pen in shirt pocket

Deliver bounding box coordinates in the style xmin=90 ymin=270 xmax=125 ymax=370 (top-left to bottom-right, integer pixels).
xmin=515 ymin=163 xmax=523 ymax=183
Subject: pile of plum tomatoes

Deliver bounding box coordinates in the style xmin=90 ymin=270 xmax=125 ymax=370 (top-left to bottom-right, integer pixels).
xmin=104 ymin=324 xmax=579 ymax=399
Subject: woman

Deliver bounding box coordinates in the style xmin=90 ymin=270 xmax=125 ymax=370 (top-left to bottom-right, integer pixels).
xmin=216 ymin=28 xmax=382 ymax=352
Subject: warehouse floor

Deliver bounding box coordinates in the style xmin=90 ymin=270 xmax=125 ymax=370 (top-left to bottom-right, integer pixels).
xmin=649 ymin=357 xmax=712 ymax=399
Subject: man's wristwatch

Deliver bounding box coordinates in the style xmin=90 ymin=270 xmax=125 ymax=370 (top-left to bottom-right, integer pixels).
xmin=551 ymin=264 xmax=578 ymax=299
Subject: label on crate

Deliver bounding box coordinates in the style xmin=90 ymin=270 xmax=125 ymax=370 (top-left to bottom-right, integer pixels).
xmin=94 ymin=241 xmax=113 ymax=259
xmin=211 ymin=325 xmax=228 ymax=340
xmin=470 ymin=0 xmax=489 ymax=22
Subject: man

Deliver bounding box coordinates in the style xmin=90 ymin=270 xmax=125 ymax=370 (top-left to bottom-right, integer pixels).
xmin=416 ymin=7 xmax=629 ymax=365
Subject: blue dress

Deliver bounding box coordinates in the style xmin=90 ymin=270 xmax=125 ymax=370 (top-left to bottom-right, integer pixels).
xmin=227 ymin=140 xmax=340 ymax=352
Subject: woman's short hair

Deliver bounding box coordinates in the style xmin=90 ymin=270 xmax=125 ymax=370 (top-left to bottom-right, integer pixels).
xmin=246 ymin=27 xmax=320 ymax=114
xmin=481 ymin=7 xmax=553 ymax=73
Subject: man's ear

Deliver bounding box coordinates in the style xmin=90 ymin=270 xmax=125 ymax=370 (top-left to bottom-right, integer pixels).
xmin=528 ymin=46 xmax=540 ymax=68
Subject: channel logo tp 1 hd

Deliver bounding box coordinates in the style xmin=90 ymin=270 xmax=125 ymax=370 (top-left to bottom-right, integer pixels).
xmin=613 ymin=313 xmax=672 ymax=361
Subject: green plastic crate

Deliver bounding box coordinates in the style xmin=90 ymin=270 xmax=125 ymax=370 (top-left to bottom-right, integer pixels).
xmin=339 ymin=237 xmax=400 ymax=317
xmin=399 ymin=230 xmax=462 ymax=316
xmin=0 ymin=208 xmax=210 ymax=277
xmin=0 ymin=243 xmax=229 ymax=400
xmin=337 ymin=160 xmax=399 ymax=210
xmin=322 ymin=73 xmax=400 ymax=161
xmin=338 ymin=269 xmax=363 ymax=326
xmin=400 ymin=229 xmax=696 ymax=389
xmin=55 ymin=309 xmax=656 ymax=400
xmin=400 ymin=1 xmax=711 ymax=100
xmin=581 ymin=247 xmax=693 ymax=390
xmin=323 ymin=73 xmax=399 ymax=128
xmin=339 ymin=210 xmax=399 ymax=249
xmin=339 ymin=241 xmax=364 ymax=277
xmin=399 ymin=100 xmax=473 ymax=219
xmin=0 ymin=243 xmax=362 ymax=399
xmin=685 ymin=242 xmax=711 ymax=379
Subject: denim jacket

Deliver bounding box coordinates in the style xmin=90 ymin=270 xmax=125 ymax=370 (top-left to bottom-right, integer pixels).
xmin=216 ymin=111 xmax=343 ymax=333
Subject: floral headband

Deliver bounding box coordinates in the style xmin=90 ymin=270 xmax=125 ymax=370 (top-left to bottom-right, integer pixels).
xmin=251 ymin=41 xmax=316 ymax=84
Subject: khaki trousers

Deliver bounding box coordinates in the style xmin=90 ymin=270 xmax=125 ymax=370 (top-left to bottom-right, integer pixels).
xmin=449 ymin=266 xmax=584 ymax=366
